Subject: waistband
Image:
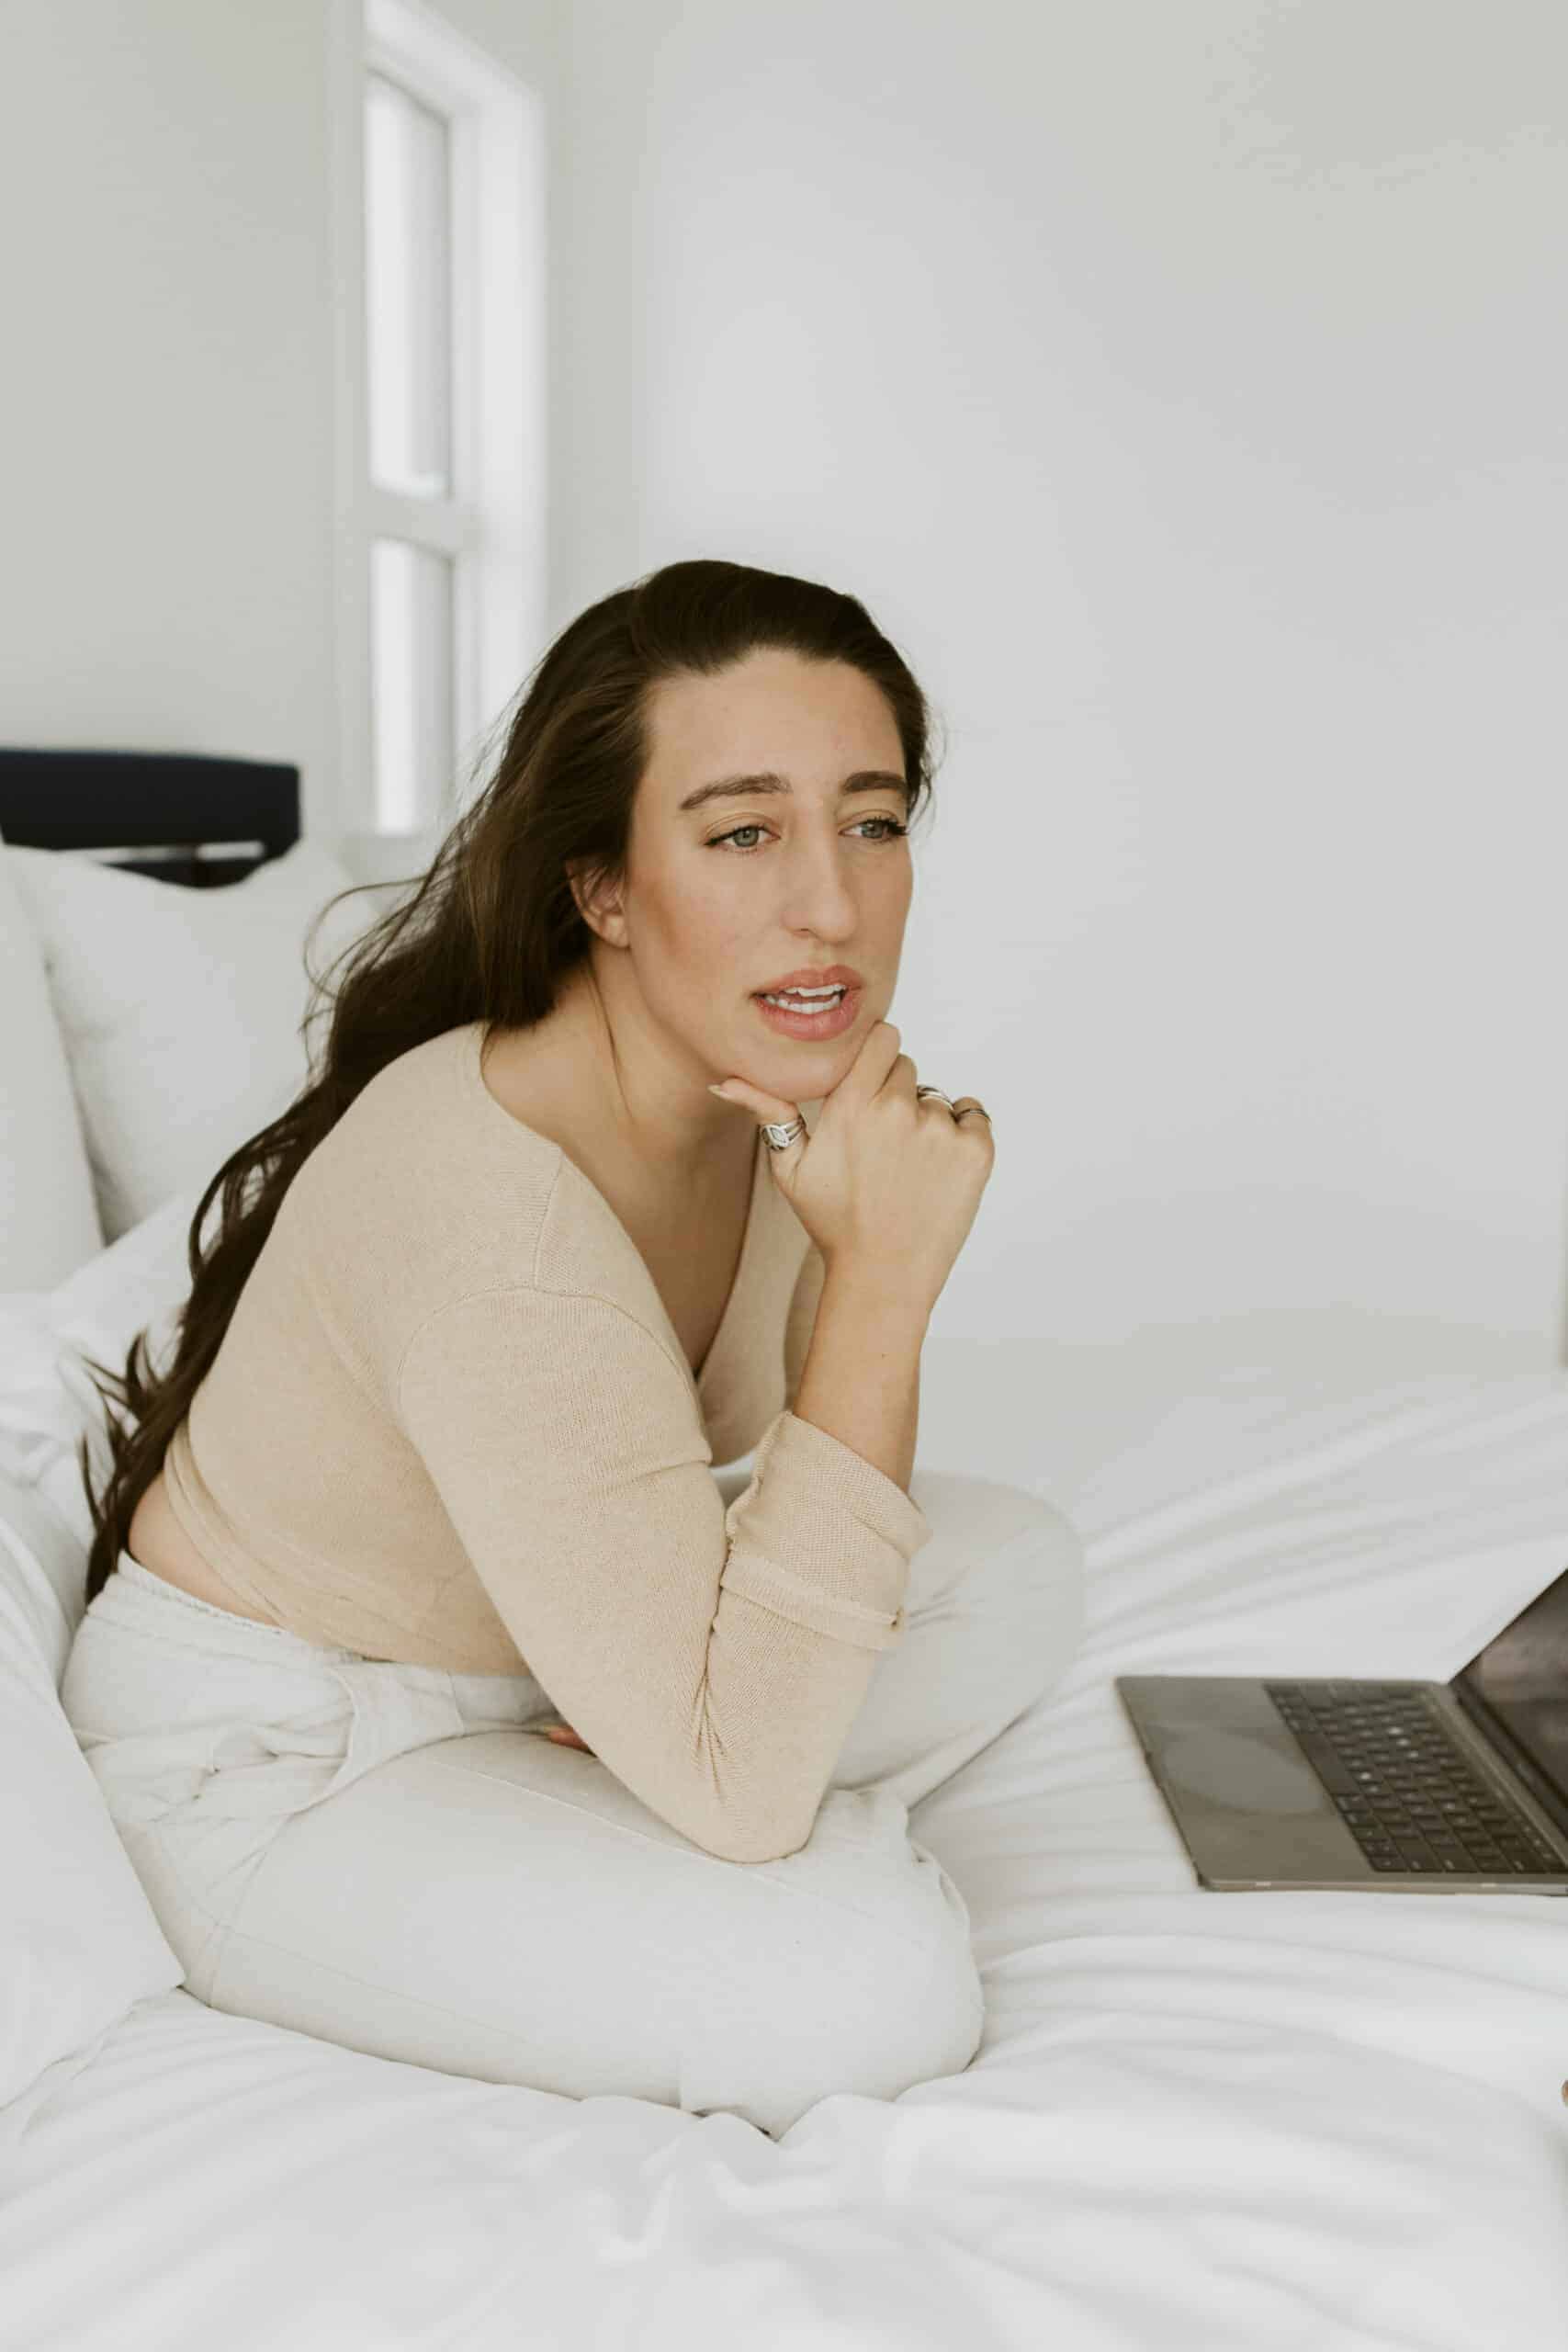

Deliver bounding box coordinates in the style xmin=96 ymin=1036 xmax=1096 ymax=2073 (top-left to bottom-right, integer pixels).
xmin=97 ymin=1552 xmax=547 ymax=1713
xmin=73 ymin=1556 xmax=555 ymax=1832
xmin=104 ymin=1551 xmax=368 ymax=1663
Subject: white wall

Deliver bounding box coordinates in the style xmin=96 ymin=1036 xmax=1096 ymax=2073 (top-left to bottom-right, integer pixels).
xmin=0 ymin=0 xmax=558 ymax=850
xmin=2 ymin=1 xmax=1563 ymax=1394
xmin=550 ymin=0 xmax=1568 ymax=1374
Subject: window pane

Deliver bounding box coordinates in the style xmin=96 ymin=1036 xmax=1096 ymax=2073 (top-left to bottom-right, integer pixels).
xmin=364 ymin=72 xmax=452 ymax=497
xmin=369 ymin=538 xmax=454 ymax=830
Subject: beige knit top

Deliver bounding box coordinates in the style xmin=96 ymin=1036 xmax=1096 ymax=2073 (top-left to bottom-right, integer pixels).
xmin=162 ymin=1019 xmax=932 ymax=1860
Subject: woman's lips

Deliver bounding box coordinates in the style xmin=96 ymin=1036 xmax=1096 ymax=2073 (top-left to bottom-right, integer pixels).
xmin=751 ymin=984 xmax=862 ymax=1040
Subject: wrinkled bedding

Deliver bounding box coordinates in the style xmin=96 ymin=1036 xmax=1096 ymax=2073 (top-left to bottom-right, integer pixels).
xmin=4 ymin=1362 xmax=1566 ymax=2352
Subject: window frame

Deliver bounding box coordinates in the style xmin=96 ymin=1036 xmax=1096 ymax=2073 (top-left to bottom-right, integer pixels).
xmin=327 ymin=0 xmax=546 ymax=837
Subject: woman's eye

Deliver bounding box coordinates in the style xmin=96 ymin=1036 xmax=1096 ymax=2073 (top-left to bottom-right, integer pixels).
xmin=707 ymin=817 xmax=908 ymax=853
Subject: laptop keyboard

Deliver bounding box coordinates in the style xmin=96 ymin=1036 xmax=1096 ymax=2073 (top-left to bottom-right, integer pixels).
xmin=1264 ymin=1681 xmax=1566 ymax=1877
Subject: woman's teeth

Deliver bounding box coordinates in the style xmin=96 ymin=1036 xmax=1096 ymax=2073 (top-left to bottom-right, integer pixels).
xmin=760 ymin=987 xmax=846 ymax=1008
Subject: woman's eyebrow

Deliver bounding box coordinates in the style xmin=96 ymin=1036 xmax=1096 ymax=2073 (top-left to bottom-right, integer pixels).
xmin=678 ymin=770 xmax=908 ymax=813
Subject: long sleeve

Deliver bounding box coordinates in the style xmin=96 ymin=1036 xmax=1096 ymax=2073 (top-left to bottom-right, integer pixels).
xmin=396 ymin=1285 xmax=932 ymax=1865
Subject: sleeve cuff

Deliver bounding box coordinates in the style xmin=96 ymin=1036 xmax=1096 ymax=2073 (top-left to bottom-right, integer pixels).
xmin=716 ymin=1408 xmax=932 ymax=1651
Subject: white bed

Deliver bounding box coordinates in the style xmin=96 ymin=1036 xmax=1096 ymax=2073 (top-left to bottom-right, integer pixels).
xmin=3 ymin=753 xmax=1565 ymax=2352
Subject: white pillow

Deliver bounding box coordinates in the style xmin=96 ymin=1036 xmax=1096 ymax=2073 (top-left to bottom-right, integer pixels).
xmin=0 ymin=1469 xmax=185 ymax=2111
xmin=7 ymin=839 xmax=372 ymax=1243
xmin=0 ymin=1185 xmax=203 ymax=1602
xmin=0 ymin=828 xmax=104 ymax=1289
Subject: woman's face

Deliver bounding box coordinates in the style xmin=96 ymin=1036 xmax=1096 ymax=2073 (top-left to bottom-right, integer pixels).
xmin=616 ymin=647 xmax=916 ymax=1101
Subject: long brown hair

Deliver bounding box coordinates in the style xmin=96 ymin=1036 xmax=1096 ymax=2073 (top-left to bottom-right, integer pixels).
xmin=75 ymin=557 xmax=942 ymax=1606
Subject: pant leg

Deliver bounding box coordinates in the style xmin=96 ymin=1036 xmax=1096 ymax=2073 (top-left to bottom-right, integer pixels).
xmin=60 ymin=1555 xmax=554 ymax=2003
xmin=62 ymin=1474 xmax=1084 ymax=2139
xmin=827 ymin=1465 xmax=1086 ymax=1811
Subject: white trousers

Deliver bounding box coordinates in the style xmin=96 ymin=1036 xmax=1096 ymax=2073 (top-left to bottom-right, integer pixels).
xmin=60 ymin=1464 xmax=1084 ymax=2138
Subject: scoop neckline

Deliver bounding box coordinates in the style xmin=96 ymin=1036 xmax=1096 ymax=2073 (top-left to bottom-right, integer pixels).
xmin=456 ymin=1018 xmax=765 ymax=1392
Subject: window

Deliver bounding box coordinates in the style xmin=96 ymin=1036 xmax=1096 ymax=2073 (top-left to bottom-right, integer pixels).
xmin=330 ymin=0 xmax=546 ymax=838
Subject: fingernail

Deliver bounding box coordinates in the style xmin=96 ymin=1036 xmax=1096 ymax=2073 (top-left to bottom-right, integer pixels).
xmin=707 ymin=1083 xmax=733 ymax=1098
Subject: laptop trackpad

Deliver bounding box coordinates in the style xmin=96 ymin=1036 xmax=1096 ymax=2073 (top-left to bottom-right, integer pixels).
xmin=1162 ymin=1727 xmax=1324 ymax=1813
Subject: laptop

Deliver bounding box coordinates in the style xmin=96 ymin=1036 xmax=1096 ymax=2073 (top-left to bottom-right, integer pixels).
xmin=1115 ymin=1563 xmax=1568 ymax=1892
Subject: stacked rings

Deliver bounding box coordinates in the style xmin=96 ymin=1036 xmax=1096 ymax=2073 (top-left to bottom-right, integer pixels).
xmin=917 ymin=1085 xmax=990 ymax=1122
xmin=761 ymin=1089 xmax=990 ymax=1152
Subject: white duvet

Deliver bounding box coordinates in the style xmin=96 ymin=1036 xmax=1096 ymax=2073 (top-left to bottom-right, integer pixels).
xmin=4 ymin=1363 xmax=1567 ymax=2352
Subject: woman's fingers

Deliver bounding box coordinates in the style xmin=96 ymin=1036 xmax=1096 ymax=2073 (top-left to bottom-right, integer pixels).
xmin=545 ymin=1724 xmax=593 ymax=1751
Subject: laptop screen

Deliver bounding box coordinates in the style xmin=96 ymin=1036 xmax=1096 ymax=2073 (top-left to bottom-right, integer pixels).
xmin=1455 ymin=1564 xmax=1568 ymax=1830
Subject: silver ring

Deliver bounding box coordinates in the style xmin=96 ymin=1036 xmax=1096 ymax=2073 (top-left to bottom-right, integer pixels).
xmin=761 ymin=1116 xmax=806 ymax=1151
xmin=916 ymin=1085 xmax=990 ymax=1122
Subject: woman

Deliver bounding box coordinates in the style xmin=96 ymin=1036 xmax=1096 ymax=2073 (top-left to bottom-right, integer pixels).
xmin=60 ymin=558 xmax=1085 ymax=2139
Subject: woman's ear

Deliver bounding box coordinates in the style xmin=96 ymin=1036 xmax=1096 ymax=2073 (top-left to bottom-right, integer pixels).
xmin=564 ymin=857 xmax=626 ymax=947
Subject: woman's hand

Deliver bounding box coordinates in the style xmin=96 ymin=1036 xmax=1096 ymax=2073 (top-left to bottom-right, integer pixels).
xmin=711 ymin=1021 xmax=994 ymax=1311
xmin=545 ymin=1723 xmax=594 ymax=1753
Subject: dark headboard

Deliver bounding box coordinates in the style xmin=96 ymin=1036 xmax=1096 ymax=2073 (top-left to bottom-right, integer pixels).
xmin=0 ymin=748 xmax=300 ymax=888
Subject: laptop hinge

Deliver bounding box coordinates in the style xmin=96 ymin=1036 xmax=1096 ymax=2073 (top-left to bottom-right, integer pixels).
xmin=1447 ymin=1675 xmax=1568 ymax=1849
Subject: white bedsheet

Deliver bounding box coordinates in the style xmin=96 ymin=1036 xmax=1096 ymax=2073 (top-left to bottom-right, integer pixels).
xmin=4 ymin=1363 xmax=1567 ymax=2352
